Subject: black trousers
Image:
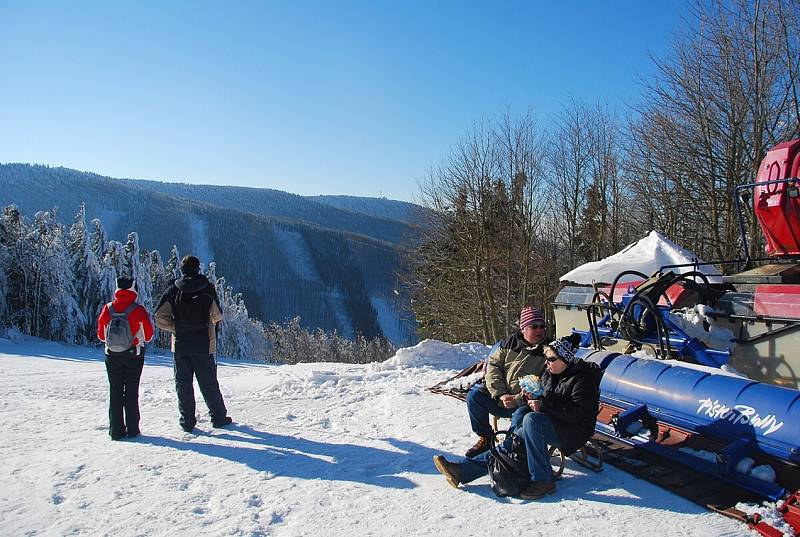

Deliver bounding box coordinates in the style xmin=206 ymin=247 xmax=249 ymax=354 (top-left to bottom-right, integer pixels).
xmin=105 ymin=351 xmax=145 ymax=439
xmin=173 ymin=353 xmax=227 ymax=427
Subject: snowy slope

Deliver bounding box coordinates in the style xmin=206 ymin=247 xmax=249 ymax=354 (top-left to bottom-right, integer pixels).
xmin=0 ymin=337 xmax=751 ymax=537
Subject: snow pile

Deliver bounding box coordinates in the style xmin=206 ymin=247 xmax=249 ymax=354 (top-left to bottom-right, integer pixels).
xmin=736 ymin=500 xmax=795 ymax=536
xmin=373 ymin=339 xmax=490 ymax=371
xmin=751 ymin=464 xmax=778 ymax=483
xmin=736 ymin=457 xmax=756 ymax=474
xmin=679 ymin=447 xmax=718 ymax=464
xmin=668 ymin=304 xmax=736 ymax=351
xmin=679 ymin=448 xmax=777 ymax=483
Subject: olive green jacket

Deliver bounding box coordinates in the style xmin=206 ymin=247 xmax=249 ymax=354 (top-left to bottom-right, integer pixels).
xmin=484 ymin=331 xmax=546 ymax=402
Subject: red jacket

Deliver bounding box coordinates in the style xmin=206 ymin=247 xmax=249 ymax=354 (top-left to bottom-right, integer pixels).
xmin=97 ymin=289 xmax=154 ymax=353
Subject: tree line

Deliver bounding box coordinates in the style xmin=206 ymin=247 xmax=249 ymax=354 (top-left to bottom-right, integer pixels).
xmin=0 ymin=203 xmax=397 ymax=363
xmin=407 ymin=0 xmax=800 ymax=344
xmin=0 ymin=163 xmax=418 ymax=345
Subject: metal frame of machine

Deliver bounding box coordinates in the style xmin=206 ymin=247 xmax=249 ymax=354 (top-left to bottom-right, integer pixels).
xmin=553 ymin=139 xmax=800 ymax=534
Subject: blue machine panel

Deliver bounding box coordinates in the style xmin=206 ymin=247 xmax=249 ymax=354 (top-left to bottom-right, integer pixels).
xmin=600 ymin=355 xmax=800 ymax=463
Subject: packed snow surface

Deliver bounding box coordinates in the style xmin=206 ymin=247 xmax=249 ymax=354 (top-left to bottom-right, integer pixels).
xmin=0 ymin=337 xmax=753 ymax=536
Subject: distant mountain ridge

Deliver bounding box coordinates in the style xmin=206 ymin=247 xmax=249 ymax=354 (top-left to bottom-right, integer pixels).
xmin=116 ymin=178 xmax=421 ymax=246
xmin=308 ymin=195 xmax=431 ymax=227
xmin=0 ymin=163 xmax=419 ymax=345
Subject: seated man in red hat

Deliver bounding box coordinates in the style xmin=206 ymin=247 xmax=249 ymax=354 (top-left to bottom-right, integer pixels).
xmin=434 ymin=333 xmax=601 ymax=499
xmin=460 ymin=305 xmax=548 ymax=458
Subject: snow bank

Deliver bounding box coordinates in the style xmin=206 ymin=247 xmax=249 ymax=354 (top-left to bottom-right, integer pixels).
xmin=373 ymin=339 xmax=490 ymax=371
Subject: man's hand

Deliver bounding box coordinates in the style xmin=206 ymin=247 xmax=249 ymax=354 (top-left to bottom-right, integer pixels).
xmin=499 ymin=394 xmax=516 ymax=409
xmin=527 ymin=398 xmax=542 ymax=412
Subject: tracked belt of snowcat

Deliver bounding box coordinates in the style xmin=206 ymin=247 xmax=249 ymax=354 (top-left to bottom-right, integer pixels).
xmin=590 ymin=421 xmax=759 ymax=521
xmin=592 ymin=400 xmax=800 ymax=534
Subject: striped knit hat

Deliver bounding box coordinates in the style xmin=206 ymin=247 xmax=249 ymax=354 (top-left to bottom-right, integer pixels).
xmin=546 ymin=335 xmax=580 ymax=363
xmin=519 ymin=306 xmax=544 ymax=330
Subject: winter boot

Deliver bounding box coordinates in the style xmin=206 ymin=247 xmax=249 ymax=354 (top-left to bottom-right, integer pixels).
xmin=464 ymin=435 xmax=490 ymax=458
xmin=520 ymin=480 xmax=556 ymax=499
xmin=433 ymin=455 xmax=461 ymax=489
xmin=180 ymin=417 xmax=197 ymax=433
xmin=212 ymin=416 xmax=233 ymax=428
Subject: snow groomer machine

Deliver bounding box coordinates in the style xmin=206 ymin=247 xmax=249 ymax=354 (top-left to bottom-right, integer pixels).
xmin=554 ymin=139 xmax=800 ymax=535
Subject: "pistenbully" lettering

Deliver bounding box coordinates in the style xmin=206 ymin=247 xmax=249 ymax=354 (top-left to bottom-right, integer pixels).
xmin=696 ymin=398 xmax=784 ymax=436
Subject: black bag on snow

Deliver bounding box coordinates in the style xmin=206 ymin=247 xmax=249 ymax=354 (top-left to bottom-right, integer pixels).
xmin=488 ymin=429 xmax=530 ymax=498
xmin=173 ymin=287 xmax=213 ymax=337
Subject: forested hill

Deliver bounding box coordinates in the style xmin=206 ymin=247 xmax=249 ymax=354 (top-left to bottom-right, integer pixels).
xmin=0 ymin=164 xmax=419 ymax=345
xmin=116 ymin=178 xmax=418 ymax=246
xmin=308 ymin=195 xmax=432 ymax=227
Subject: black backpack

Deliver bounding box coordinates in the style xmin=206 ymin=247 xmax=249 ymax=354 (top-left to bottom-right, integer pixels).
xmin=173 ymin=286 xmax=213 ymax=337
xmin=488 ymin=430 xmax=530 ymax=498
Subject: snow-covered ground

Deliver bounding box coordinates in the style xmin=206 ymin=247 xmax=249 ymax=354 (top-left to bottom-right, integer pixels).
xmin=0 ymin=337 xmax=754 ymax=536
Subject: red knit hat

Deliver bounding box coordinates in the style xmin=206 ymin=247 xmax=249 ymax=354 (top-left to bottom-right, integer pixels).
xmin=519 ymin=306 xmax=544 ymax=329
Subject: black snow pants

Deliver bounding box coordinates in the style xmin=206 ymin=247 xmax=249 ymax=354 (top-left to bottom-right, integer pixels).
xmin=173 ymin=353 xmax=228 ymax=428
xmin=105 ymin=351 xmax=145 ymax=439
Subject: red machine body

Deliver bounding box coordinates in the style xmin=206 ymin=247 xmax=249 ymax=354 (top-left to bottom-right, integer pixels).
xmin=754 ymin=139 xmax=800 ymax=256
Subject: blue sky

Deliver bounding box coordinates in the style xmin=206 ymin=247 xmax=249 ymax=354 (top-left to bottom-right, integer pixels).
xmin=0 ymin=1 xmax=687 ymax=202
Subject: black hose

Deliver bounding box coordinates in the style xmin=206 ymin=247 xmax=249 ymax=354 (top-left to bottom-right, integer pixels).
xmin=635 ymin=293 xmax=672 ymax=359
xmin=609 ymin=270 xmax=649 ymax=309
xmin=587 ymin=289 xmax=615 ymax=350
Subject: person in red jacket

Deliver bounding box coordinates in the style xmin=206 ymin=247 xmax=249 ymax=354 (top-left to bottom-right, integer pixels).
xmin=97 ymin=276 xmax=154 ymax=440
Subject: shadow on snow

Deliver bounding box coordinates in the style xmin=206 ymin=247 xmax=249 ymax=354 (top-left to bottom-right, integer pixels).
xmin=135 ymin=423 xmax=441 ymax=490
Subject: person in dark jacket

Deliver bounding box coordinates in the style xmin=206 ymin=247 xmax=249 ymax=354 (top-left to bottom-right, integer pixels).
xmin=154 ymin=255 xmax=231 ymax=433
xmin=462 ymin=306 xmax=548 ymax=458
xmin=433 ymin=333 xmax=601 ymax=499
xmin=97 ymin=276 xmax=154 ymax=440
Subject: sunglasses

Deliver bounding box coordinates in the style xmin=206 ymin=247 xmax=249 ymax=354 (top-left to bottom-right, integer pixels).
xmin=545 ymin=355 xmax=561 ymax=363
xmin=527 ymin=323 xmax=546 ymax=330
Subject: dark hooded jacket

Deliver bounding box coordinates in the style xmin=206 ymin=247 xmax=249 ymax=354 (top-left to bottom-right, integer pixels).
xmin=154 ymin=273 xmax=223 ymax=354
xmin=539 ymin=360 xmax=602 ymax=456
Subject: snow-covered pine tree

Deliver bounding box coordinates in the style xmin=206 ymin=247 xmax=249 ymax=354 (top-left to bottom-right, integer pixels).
xmin=0 ymin=214 xmax=10 ymax=326
xmin=147 ymin=249 xmax=170 ymax=348
xmin=1 ymin=205 xmax=33 ymax=332
xmin=165 ymin=245 xmax=181 ymax=282
xmin=206 ymin=261 xmax=218 ymax=285
xmin=89 ymin=219 xmax=108 ymax=260
xmin=149 ymin=250 xmax=166 ymax=299
xmin=213 ymin=272 xmax=268 ymax=360
xmin=123 ymin=232 xmax=152 ymax=313
xmin=138 ymin=247 xmax=154 ymax=312
xmin=29 ymin=210 xmax=84 ymax=342
xmin=268 ymin=316 xmax=314 ymax=364
xmin=96 ymin=250 xmax=119 ymax=319
xmin=122 ymin=234 xmax=139 ymax=277
xmin=68 ymin=203 xmax=100 ymax=343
